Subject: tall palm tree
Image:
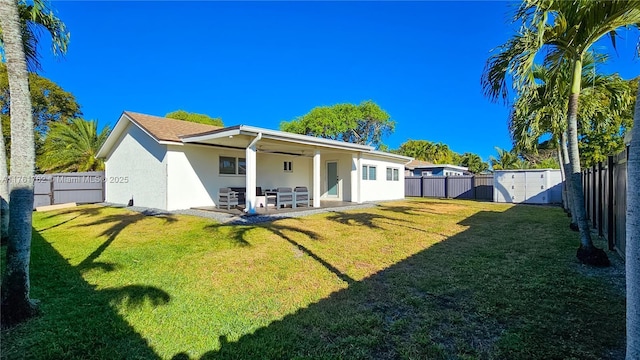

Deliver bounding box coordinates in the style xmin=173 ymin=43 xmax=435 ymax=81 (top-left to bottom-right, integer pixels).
xmin=0 ymin=0 xmax=38 ymax=326
xmin=510 ymin=54 xmax=635 ymax=225
xmin=481 ymin=0 xmax=640 ymax=266
xmin=0 ymin=0 xmax=69 ymax=71
xmin=0 ymin=0 xmax=69 ymax=243
xmin=37 ymin=118 xmax=110 ymax=173
xmin=627 ymin=83 xmax=640 ymax=360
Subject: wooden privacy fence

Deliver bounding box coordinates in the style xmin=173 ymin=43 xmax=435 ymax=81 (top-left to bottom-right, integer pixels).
xmin=581 ymin=147 xmax=628 ymax=257
xmin=405 ymin=175 xmax=494 ymax=201
xmin=33 ymin=171 xmax=105 ymax=209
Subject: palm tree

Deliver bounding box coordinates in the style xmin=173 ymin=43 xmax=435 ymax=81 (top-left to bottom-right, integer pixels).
xmin=510 ymin=54 xmax=635 ymax=226
xmin=627 ymin=83 xmax=640 ymax=360
xmin=0 ymin=116 xmax=7 ymax=242
xmin=0 ymin=0 xmax=69 ymax=244
xmin=37 ymin=119 xmax=110 ymax=173
xmin=0 ymin=1 xmax=69 ymax=72
xmin=490 ymin=147 xmax=523 ymax=170
xmin=481 ymin=0 xmax=640 ymax=266
xmin=0 ymin=0 xmax=39 ymax=326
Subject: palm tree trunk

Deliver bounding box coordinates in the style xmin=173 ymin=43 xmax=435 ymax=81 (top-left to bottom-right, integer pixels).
xmin=567 ymin=57 xmax=608 ymax=266
xmin=626 ymin=84 xmax=640 ymax=360
xmin=0 ymin=0 xmax=39 ymax=327
xmin=561 ymin=131 xmax=578 ymax=228
xmin=0 ymin=119 xmax=8 ymax=243
xmin=556 ymin=144 xmax=568 ymax=212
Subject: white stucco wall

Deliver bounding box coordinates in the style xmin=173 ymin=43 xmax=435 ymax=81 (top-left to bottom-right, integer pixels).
xmin=165 ymin=146 xmax=315 ymax=210
xmin=104 ymin=123 xmax=167 ymax=209
xmin=256 ymin=153 xmax=313 ymax=192
xmin=358 ymin=155 xmax=406 ymax=202
xmin=166 ymin=146 xmax=247 ymax=210
xmin=318 ymin=152 xmax=354 ymax=201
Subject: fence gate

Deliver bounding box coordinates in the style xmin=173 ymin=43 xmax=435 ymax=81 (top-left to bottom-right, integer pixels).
xmin=33 ymin=171 xmax=105 ymax=209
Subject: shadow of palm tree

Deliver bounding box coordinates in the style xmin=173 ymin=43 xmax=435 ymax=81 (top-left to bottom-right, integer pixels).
xmin=264 ymin=222 xmax=353 ymax=284
xmin=75 ymin=212 xmax=177 ymax=273
xmin=202 ymin=223 xmax=252 ymax=247
xmin=186 ymin=205 xmax=625 ymax=360
xmin=3 ymin=230 xmax=168 ymax=359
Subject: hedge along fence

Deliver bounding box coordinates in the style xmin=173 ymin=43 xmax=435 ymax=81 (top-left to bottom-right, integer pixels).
xmin=405 ymin=175 xmax=493 ymax=201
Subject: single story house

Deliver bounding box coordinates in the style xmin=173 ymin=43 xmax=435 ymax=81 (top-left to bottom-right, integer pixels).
xmin=405 ymin=160 xmax=469 ymax=177
xmin=96 ymin=111 xmax=413 ymax=213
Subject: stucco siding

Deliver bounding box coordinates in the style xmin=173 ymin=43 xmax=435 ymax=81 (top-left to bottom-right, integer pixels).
xmin=166 ymin=146 xmax=247 ymax=210
xmin=256 ymin=153 xmax=313 ymax=192
xmin=359 ymin=155 xmax=406 ymax=202
xmin=104 ymin=123 xmax=167 ymax=209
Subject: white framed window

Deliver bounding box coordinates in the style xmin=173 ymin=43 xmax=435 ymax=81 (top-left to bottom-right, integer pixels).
xmin=363 ymin=165 xmax=376 ymax=180
xmin=219 ymin=156 xmax=246 ymax=175
xmin=284 ymin=161 xmax=293 ymax=172
xmin=386 ymin=167 xmax=400 ymax=181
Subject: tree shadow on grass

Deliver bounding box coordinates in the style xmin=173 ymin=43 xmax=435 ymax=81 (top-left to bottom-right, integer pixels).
xmin=2 ymin=207 xmax=176 ymax=358
xmin=184 ymin=205 xmax=625 ymax=360
xmin=0 ymin=230 xmax=168 ymax=359
xmin=74 ymin=212 xmax=177 ymax=273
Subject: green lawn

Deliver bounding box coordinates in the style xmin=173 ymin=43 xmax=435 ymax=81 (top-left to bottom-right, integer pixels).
xmin=1 ymin=199 xmax=625 ymax=359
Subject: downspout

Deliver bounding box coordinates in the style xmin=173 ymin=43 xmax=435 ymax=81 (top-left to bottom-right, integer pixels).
xmin=244 ymin=132 xmax=262 ymax=214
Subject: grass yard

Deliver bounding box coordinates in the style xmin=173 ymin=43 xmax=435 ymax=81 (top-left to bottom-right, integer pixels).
xmin=1 ymin=199 xmax=626 ymax=359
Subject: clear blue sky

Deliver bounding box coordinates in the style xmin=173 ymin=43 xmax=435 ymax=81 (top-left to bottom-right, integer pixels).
xmin=38 ymin=1 xmax=639 ymax=162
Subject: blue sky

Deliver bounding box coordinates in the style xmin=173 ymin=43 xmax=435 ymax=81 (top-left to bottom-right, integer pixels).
xmin=37 ymin=1 xmax=639 ymax=162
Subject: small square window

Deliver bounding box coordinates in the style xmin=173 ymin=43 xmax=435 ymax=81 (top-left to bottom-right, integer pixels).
xmin=219 ymin=156 xmax=236 ymax=175
xmin=368 ymin=166 xmax=377 ymax=180
xmin=284 ymin=161 xmax=293 ymax=172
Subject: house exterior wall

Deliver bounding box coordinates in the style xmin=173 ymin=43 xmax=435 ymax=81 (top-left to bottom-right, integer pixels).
xmin=165 ymin=145 xmax=315 ymax=210
xmin=359 ymin=155 xmax=405 ymax=202
xmin=104 ymin=123 xmax=167 ymax=209
xmin=256 ymin=153 xmax=313 ymax=192
xmin=318 ymin=152 xmax=354 ymax=201
xmin=165 ymin=145 xmax=229 ymax=210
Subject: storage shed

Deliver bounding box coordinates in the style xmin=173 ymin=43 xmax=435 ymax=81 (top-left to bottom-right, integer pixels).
xmin=493 ymin=169 xmax=563 ymax=204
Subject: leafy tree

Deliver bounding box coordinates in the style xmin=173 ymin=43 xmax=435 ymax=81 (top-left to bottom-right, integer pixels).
xmin=394 ymin=139 xmax=458 ymax=164
xmin=395 ymin=140 xmax=488 ymax=173
xmin=165 ymin=110 xmax=223 ymax=126
xmin=627 ymin=81 xmax=640 ymax=360
xmin=0 ymin=0 xmax=69 ymax=327
xmin=280 ymin=100 xmax=394 ymax=149
xmin=579 ymin=78 xmax=638 ymax=167
xmin=37 ymin=119 xmax=110 ymax=173
xmin=1 ymin=63 xmax=82 ymax=165
xmin=481 ymin=0 xmax=639 ymax=266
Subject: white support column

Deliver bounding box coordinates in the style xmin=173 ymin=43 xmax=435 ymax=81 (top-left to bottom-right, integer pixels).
xmin=351 ymin=153 xmax=359 ymax=203
xmin=313 ymin=151 xmax=321 ymax=208
xmin=245 ymin=133 xmax=262 ymax=214
xmin=356 ymin=153 xmax=362 ymax=203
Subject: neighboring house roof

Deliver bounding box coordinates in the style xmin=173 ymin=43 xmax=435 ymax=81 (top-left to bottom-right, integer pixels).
xmin=97 ymin=111 xmax=413 ymax=164
xmin=405 ymin=160 xmax=468 ymax=172
xmin=405 ymin=159 xmax=435 ymax=170
xmin=124 ymin=111 xmax=222 ymax=142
